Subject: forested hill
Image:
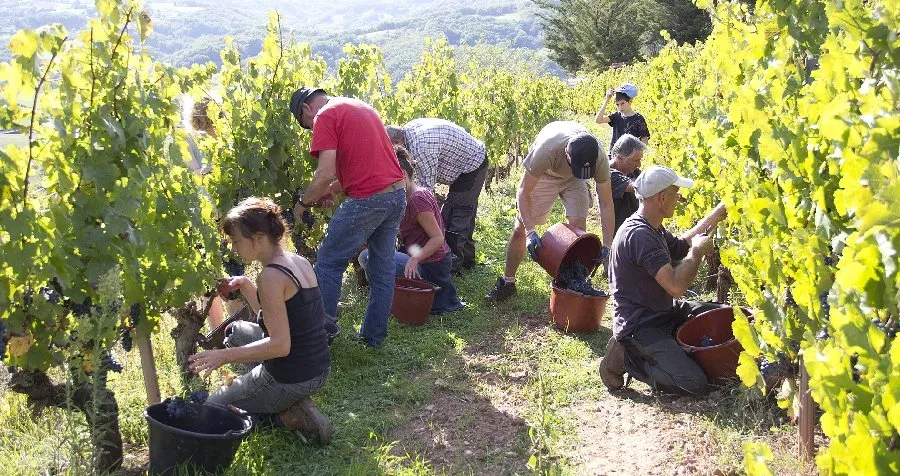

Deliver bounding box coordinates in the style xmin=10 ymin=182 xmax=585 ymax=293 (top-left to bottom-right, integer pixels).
xmin=0 ymin=0 xmax=562 ymax=78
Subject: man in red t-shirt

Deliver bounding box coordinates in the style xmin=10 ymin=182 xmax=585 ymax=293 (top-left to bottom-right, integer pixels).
xmin=289 ymin=87 xmax=405 ymax=348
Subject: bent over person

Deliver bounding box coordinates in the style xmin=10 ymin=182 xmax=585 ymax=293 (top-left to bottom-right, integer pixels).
xmin=289 ymin=87 xmax=405 ymax=348
xmin=485 ymin=121 xmax=615 ymax=302
xmin=600 ymin=166 xmax=727 ymax=395
xmin=386 ymin=118 xmax=488 ymax=272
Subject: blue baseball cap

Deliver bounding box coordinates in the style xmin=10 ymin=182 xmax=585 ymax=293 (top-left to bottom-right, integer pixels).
xmin=614 ymin=83 xmax=639 ymax=99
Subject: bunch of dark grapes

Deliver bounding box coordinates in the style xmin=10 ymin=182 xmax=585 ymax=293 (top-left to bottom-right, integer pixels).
xmin=819 ymin=292 xmax=830 ymax=320
xmin=785 ymin=287 xmax=797 ymax=309
xmin=872 ymin=318 xmax=898 ymax=338
xmin=119 ymin=330 xmax=133 ymax=352
xmin=165 ymin=396 xmax=198 ymax=419
xmin=22 ymin=287 xmax=34 ymax=308
xmin=0 ymin=320 xmax=8 ymax=360
xmin=70 ymin=297 xmax=93 ymax=317
xmin=129 ymin=303 xmax=141 ymax=328
xmin=301 ymin=209 xmax=315 ymax=227
xmin=100 ymin=352 xmax=123 ymax=373
xmin=824 ymin=255 xmax=836 ymax=267
xmin=40 ymin=284 xmax=62 ymax=305
xmin=699 ymin=335 xmax=715 ymax=347
xmin=816 ymin=327 xmax=830 ymax=341
xmin=188 ymin=389 xmax=209 ymax=404
xmin=281 ymin=209 xmax=295 ymax=228
xmin=760 ymin=354 xmax=796 ymax=379
xmin=223 ymin=257 xmax=245 ymax=277
xmin=850 ymin=353 xmax=861 ymax=383
xmin=556 ymin=262 xmax=607 ymax=297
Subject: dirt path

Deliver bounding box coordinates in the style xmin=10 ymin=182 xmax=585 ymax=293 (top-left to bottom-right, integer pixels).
xmin=387 ymin=311 xmax=806 ymax=475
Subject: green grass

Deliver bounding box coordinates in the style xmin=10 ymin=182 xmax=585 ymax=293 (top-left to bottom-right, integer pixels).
xmin=0 ymin=167 xmax=811 ymax=475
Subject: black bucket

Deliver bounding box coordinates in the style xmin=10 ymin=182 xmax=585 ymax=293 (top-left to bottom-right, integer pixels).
xmin=144 ymin=400 xmax=253 ymax=475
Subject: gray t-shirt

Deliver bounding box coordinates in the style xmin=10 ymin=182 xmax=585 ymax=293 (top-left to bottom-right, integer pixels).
xmin=609 ymin=214 xmax=690 ymax=339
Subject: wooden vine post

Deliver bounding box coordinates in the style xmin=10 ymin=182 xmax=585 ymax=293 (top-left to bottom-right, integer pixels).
xmin=798 ymin=355 xmax=814 ymax=461
xmin=137 ymin=328 xmax=161 ymax=405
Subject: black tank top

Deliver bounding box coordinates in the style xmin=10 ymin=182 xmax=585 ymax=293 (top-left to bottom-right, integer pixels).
xmin=257 ymin=263 xmax=331 ymax=384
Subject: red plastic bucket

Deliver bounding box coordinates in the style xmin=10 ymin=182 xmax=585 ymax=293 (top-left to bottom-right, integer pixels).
xmin=390 ymin=277 xmax=440 ymax=325
xmin=549 ymin=283 xmax=609 ymax=333
xmin=675 ymin=307 xmax=752 ymax=381
xmin=537 ymin=223 xmax=603 ymax=279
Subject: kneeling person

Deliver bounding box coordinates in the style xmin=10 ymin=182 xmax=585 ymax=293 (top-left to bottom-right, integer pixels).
xmin=600 ymin=166 xmax=727 ymax=396
xmin=360 ymin=146 xmax=463 ymax=314
xmin=189 ymin=197 xmax=332 ymax=442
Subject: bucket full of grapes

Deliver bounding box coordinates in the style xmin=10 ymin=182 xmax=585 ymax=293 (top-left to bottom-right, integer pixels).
xmin=539 ymin=224 xmax=610 ymax=333
xmin=536 ymin=223 xmax=604 ymax=280
xmin=144 ymin=393 xmax=253 ymax=475
xmin=675 ymin=307 xmax=752 ymax=381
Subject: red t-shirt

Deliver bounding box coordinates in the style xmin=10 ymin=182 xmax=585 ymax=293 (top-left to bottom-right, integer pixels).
xmin=399 ymin=189 xmax=449 ymax=264
xmin=309 ymin=97 xmax=403 ymax=198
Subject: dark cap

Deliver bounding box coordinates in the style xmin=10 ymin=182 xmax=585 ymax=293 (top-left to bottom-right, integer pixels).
xmin=289 ymin=87 xmax=326 ymax=129
xmin=567 ymin=132 xmax=599 ymax=179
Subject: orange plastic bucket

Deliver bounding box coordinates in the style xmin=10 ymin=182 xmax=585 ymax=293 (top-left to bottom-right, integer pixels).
xmin=549 ymin=283 xmax=609 ymax=333
xmin=675 ymin=307 xmax=752 ymax=381
xmin=537 ymin=223 xmax=603 ymax=279
xmin=390 ymin=277 xmax=440 ymax=325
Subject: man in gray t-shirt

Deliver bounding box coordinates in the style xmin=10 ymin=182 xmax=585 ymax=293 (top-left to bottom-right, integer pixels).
xmin=600 ymin=166 xmax=727 ymax=396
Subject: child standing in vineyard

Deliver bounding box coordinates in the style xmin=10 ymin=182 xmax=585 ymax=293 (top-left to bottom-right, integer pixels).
xmin=188 ymin=197 xmax=333 ymax=443
xmin=594 ymin=83 xmax=651 ymax=154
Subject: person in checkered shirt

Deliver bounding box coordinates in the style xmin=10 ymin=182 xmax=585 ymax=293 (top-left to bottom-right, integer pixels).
xmin=386 ymin=119 xmax=488 ymax=272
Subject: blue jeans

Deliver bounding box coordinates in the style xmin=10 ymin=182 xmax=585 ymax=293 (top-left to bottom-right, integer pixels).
xmin=315 ymin=189 xmax=405 ymax=346
xmin=359 ymin=250 xmax=463 ymax=315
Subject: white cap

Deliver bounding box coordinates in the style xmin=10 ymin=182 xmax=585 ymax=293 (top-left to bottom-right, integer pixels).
xmin=633 ymin=165 xmax=694 ymax=199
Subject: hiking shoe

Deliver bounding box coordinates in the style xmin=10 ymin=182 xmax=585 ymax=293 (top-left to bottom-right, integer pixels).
xmin=349 ymin=331 xmax=383 ymax=349
xmin=484 ymin=277 xmax=516 ymax=303
xmin=279 ymin=397 xmax=333 ymax=443
xmin=599 ymin=336 xmax=626 ymax=391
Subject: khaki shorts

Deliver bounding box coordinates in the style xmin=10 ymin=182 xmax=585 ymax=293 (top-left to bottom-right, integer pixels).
xmin=518 ymin=174 xmax=592 ymax=226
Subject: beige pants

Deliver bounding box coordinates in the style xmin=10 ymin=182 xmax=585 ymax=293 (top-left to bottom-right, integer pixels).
xmin=519 ymin=174 xmax=592 ymax=225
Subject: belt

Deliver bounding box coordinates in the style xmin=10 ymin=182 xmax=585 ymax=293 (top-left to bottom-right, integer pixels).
xmin=373 ymin=180 xmax=405 ymax=195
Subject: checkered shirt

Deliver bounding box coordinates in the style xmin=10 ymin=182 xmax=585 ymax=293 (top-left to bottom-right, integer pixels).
xmin=402 ymin=118 xmax=486 ymax=190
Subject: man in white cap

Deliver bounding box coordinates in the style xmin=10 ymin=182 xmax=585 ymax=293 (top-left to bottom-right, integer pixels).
xmin=600 ymin=165 xmax=727 ymax=395
xmin=594 ymin=82 xmax=650 ymax=155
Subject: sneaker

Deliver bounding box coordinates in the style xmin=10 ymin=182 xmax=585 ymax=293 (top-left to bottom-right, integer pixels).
xmin=279 ymin=397 xmax=333 ymax=443
xmin=349 ymin=331 xmax=382 ymax=349
xmin=484 ymin=276 xmax=516 ymax=303
xmin=599 ymin=336 xmax=626 ymax=391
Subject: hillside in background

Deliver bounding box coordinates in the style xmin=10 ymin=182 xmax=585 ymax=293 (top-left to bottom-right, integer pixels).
xmin=0 ymin=0 xmax=562 ymax=78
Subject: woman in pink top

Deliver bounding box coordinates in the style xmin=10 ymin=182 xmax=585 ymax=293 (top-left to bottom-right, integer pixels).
xmin=360 ymin=146 xmax=463 ymax=314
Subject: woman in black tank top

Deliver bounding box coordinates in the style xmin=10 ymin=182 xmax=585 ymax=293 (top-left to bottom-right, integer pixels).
xmin=188 ymin=197 xmax=333 ymax=442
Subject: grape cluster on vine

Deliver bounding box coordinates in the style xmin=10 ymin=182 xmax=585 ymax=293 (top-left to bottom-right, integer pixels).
xmin=850 ymin=353 xmax=861 ymax=383
xmin=223 ymin=257 xmax=245 ymax=277
xmin=819 ymin=292 xmax=830 ymax=320
xmin=784 ymin=287 xmax=797 ymax=309
xmin=101 ymin=352 xmax=123 ymax=373
xmin=871 ymin=319 xmax=898 ymax=339
xmin=759 ymin=354 xmax=797 ymax=379
xmin=0 ymin=321 xmax=8 ymax=361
